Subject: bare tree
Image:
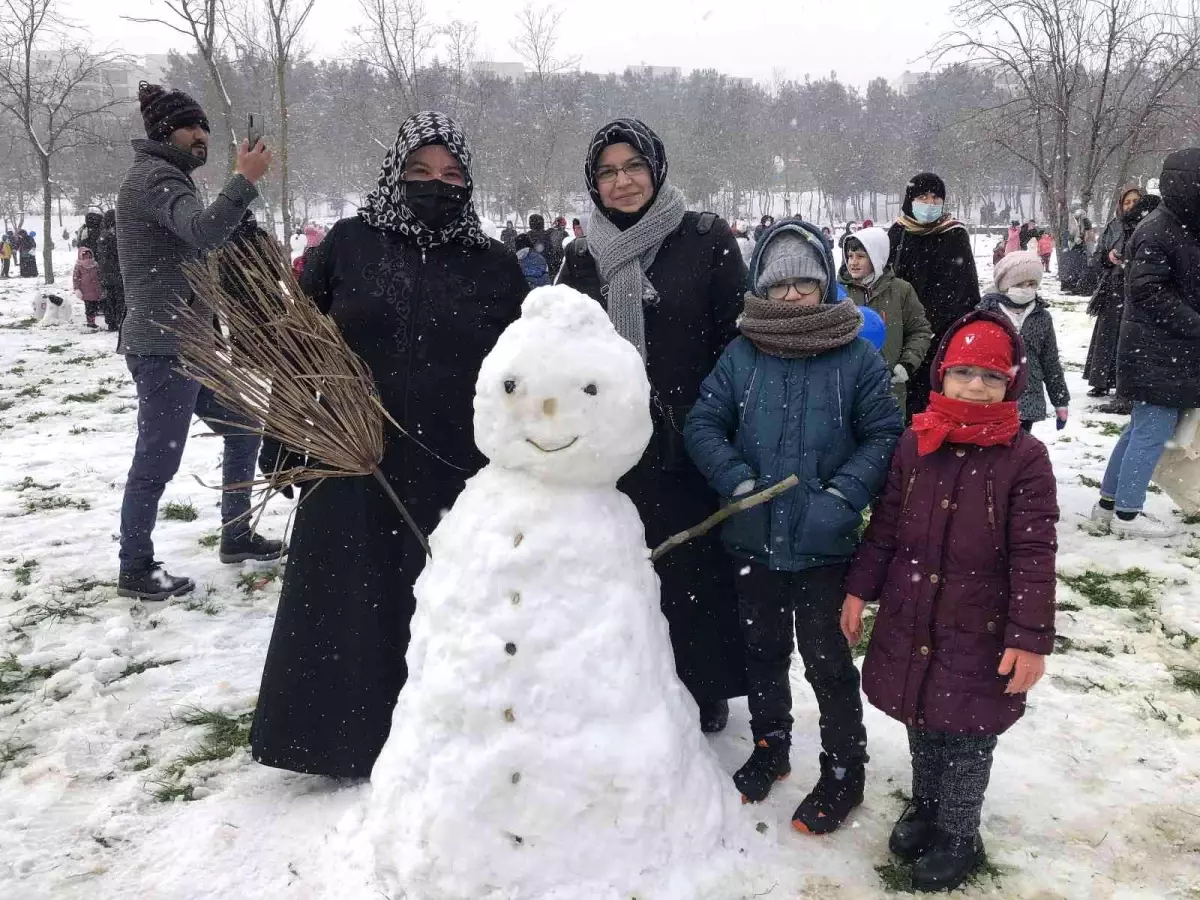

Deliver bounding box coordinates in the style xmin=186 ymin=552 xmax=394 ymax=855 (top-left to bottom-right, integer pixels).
xmin=511 ymin=3 xmax=579 ymax=215
xmin=0 ymin=0 xmax=130 ymax=283
xmin=230 ymin=0 xmax=316 ymax=238
xmin=354 ymin=0 xmax=436 ymax=114
xmin=123 ymin=0 xmax=240 ymax=173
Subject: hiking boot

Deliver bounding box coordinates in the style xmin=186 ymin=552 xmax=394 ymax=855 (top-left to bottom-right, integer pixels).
xmin=1086 ymin=387 xmax=1109 ymax=398
xmin=911 ymin=830 xmax=986 ymax=893
xmin=791 ymin=753 xmax=865 ymax=835
xmin=889 ymin=797 xmax=939 ymax=862
xmin=220 ymin=531 xmax=287 ymax=564
xmin=733 ymin=735 xmax=791 ymax=803
xmin=118 ymin=562 xmax=195 ymax=602
xmin=1111 ymin=511 xmax=1180 ymax=540
xmin=1088 ymin=502 xmax=1114 ymax=533
xmin=698 ymin=698 xmax=729 ymax=734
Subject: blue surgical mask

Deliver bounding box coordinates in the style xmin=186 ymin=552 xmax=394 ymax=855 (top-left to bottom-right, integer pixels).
xmin=912 ymin=201 xmax=944 ymax=224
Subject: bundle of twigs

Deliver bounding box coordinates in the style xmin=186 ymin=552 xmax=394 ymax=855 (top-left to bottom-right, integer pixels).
xmin=171 ymin=234 xmax=429 ymax=556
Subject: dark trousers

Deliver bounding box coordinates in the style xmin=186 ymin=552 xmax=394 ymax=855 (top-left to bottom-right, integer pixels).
xmin=119 ymin=355 xmax=261 ymax=571
xmin=735 ymin=560 xmax=867 ymax=764
xmin=908 ymin=727 xmax=998 ymax=837
xmin=84 ymin=300 xmax=102 ymax=323
xmin=103 ymin=288 xmax=126 ymax=331
xmin=1 ymin=257 xmax=9 ymax=276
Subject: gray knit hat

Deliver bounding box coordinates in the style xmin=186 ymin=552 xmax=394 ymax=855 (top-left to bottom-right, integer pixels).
xmin=755 ymin=231 xmax=828 ymax=296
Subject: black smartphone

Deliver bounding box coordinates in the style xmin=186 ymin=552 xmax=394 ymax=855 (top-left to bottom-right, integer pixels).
xmin=247 ymin=113 xmax=262 ymax=149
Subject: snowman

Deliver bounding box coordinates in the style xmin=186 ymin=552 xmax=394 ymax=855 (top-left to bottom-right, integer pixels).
xmin=364 ymin=285 xmax=743 ymax=899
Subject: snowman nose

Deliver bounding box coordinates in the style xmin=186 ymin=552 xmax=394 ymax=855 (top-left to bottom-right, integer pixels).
xmin=542 ymin=398 xmax=558 ymax=417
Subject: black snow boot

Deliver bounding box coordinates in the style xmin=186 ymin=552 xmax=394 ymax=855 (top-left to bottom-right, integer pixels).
xmin=911 ymin=830 xmax=986 ymax=893
xmin=219 ymin=531 xmax=287 ymax=564
xmin=698 ymin=698 xmax=729 ymax=734
xmin=791 ymin=753 xmax=865 ymax=835
xmin=889 ymin=797 xmax=939 ymax=862
xmin=118 ymin=562 xmax=195 ymax=602
xmin=733 ymin=735 xmax=791 ymax=803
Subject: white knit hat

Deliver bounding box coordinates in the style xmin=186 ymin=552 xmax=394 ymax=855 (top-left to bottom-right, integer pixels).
xmin=992 ymin=250 xmax=1044 ymax=293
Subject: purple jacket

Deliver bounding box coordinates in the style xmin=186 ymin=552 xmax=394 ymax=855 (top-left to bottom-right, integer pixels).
xmin=845 ymin=311 xmax=1059 ymax=736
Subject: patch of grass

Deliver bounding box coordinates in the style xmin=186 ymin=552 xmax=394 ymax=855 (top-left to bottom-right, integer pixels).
xmin=180 ymin=596 xmax=220 ymax=616
xmin=68 ymin=425 xmax=90 ymax=435
xmin=8 ymin=365 xmax=25 ymax=375
xmin=1172 ymin=668 xmax=1200 ymax=694
xmin=0 ymin=653 xmax=60 ymax=700
xmin=197 ymin=532 xmax=220 ymax=549
xmin=1078 ymin=475 xmax=1102 ymax=489
xmin=0 ymin=317 xmax=38 ymax=329
xmin=12 ymin=594 xmax=105 ymax=628
xmin=875 ymin=857 xmax=1005 ymax=894
xmin=161 ymin=501 xmax=198 ymax=522
xmin=126 ymin=747 xmax=152 ymax=772
xmin=63 ymin=388 xmax=111 ymax=403
xmin=167 ymin=707 xmax=255 ymax=773
xmin=1056 ymin=634 xmax=1115 ymax=656
xmin=0 ymin=739 xmax=35 ymax=775
xmin=1146 ymin=483 xmax=1162 ymax=495
xmin=1083 ymin=419 xmax=1125 ymax=437
xmin=0 ymin=399 xmax=13 ymax=412
xmin=852 ymin=611 xmax=876 ymax=659
xmin=1177 ymin=511 xmax=1200 ymax=525
xmin=15 ymin=385 xmax=40 ymax=398
xmin=111 ymin=403 xmax=135 ymax=414
xmin=150 ymin=780 xmax=196 ymax=803
xmin=43 ymin=343 xmax=71 ymax=355
xmin=21 ymin=494 xmax=90 ymax=514
xmin=1058 ymin=568 xmax=1156 ymax=610
xmin=13 ymin=559 xmax=38 ymax=586
xmin=63 ymin=353 xmax=106 ymax=365
xmin=15 ymin=477 xmax=60 ymax=492
xmin=236 ymin=568 xmax=280 ymax=595
xmin=117 ymin=658 xmax=179 ymax=680
xmin=1058 ymin=601 xmax=1082 ymax=612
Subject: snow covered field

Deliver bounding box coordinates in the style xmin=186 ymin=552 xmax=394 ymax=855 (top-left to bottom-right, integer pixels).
xmin=0 ymin=243 xmax=1198 ymax=899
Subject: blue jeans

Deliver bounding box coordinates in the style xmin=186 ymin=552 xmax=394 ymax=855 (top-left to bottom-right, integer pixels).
xmin=1100 ymin=402 xmax=1181 ymax=513
xmin=119 ymin=355 xmax=261 ymax=571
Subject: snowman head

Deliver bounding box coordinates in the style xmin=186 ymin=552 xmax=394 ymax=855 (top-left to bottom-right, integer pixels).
xmin=475 ymin=286 xmax=652 ymax=486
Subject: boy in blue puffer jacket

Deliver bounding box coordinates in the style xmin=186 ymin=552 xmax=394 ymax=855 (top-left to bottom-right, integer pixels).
xmin=684 ymin=217 xmax=903 ymax=835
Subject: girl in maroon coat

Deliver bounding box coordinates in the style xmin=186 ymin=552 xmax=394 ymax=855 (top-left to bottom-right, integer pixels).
xmin=72 ymin=246 xmax=104 ymax=329
xmin=841 ymin=310 xmax=1058 ymax=893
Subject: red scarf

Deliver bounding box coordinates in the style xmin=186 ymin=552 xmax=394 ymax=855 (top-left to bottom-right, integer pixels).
xmin=912 ymin=392 xmax=1020 ymax=457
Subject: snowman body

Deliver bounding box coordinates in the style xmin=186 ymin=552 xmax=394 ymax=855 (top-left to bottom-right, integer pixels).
xmin=365 ymin=286 xmax=739 ymax=899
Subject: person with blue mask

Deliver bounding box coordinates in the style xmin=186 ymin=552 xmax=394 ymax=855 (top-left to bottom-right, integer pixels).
xmin=887 ymin=172 xmax=981 ymax=416
xmin=684 ymin=218 xmax=902 ymax=836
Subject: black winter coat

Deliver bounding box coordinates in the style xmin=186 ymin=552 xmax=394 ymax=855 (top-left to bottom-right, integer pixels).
xmin=1118 ymin=157 xmax=1200 ymax=408
xmin=887 ymin=221 xmax=982 ymax=413
xmin=95 ymin=226 xmax=122 ymax=297
xmin=557 ymin=211 xmax=749 ymax=703
xmin=250 ymin=216 xmax=527 ymax=778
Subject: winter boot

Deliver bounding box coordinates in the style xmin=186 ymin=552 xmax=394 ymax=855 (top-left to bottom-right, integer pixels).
xmin=733 ymin=735 xmax=791 ymax=803
xmin=85 ymin=316 xmax=98 ymax=329
xmin=698 ymin=698 xmax=729 ymax=734
xmin=118 ymin=562 xmax=195 ymax=602
xmin=220 ymin=531 xmax=287 ymax=564
xmin=791 ymin=753 xmax=865 ymax=835
xmin=911 ymin=830 xmax=986 ymax=893
xmin=889 ymin=797 xmax=939 ymax=862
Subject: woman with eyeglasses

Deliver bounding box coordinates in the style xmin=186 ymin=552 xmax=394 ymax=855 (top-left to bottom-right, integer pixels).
xmin=684 ymin=218 xmax=902 ymax=834
xmin=557 ymin=118 xmax=749 ymax=734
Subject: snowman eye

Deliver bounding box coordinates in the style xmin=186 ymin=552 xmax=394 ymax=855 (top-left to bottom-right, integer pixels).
xmin=503 ymin=379 xmax=517 ymax=395
xmin=583 ymin=383 xmax=598 ymax=396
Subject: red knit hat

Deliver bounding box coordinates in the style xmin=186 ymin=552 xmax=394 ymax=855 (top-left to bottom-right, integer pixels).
xmin=940 ymin=320 xmax=1013 ymax=376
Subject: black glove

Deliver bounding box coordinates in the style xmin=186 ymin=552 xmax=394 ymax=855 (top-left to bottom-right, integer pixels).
xmin=258 ymin=436 xmax=306 ymax=500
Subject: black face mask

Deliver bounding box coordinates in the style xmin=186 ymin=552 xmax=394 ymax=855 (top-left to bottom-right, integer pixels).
xmin=402 ymin=178 xmax=470 ymax=231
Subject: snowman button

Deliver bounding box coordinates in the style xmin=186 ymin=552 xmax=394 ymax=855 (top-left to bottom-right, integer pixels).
xmin=505 ymin=642 xmax=517 ymax=655
xmin=511 ymin=591 xmax=521 ymax=605
xmin=503 ymin=707 xmax=515 ymax=722
xmin=514 ymin=533 xmax=524 ymax=547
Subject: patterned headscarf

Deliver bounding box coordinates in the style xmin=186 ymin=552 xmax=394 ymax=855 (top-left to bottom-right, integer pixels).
xmin=358 ymin=111 xmax=490 ymax=249
xmin=584 ymin=118 xmax=668 ymax=209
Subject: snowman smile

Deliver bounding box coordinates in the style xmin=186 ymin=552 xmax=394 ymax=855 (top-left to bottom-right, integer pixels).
xmin=526 ymin=437 xmax=579 ymax=453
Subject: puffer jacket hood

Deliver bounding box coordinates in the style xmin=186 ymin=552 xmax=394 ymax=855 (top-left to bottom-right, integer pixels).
xmin=929 ymin=309 xmax=1029 ymax=402
xmin=1160 ymin=147 xmax=1200 ymax=229
xmin=747 ymin=217 xmax=836 ymax=302
xmin=841 ymin=226 xmax=890 ymax=283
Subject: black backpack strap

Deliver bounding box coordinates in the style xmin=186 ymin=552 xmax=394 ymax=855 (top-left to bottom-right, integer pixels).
xmin=696 ymin=212 xmax=717 ymax=235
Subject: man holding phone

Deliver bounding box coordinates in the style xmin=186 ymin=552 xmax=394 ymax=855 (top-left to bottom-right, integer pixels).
xmin=115 ymin=81 xmax=280 ymax=601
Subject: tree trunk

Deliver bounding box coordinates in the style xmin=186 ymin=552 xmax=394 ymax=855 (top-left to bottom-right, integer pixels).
xmin=40 ymin=155 xmax=53 ymax=285
xmin=277 ymin=57 xmax=292 ymax=240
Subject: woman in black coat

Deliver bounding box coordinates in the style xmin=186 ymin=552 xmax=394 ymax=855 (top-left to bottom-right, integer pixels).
xmin=1084 ymin=186 xmax=1147 ymax=397
xmin=557 ymin=117 xmax=748 ymax=730
xmin=250 ymin=112 xmax=528 ymax=779
xmin=887 ymin=172 xmax=981 ymax=416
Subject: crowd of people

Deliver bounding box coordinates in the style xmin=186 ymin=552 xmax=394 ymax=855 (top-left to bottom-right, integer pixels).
xmin=66 ymin=73 xmax=1198 ymax=895
xmin=0 ymin=228 xmax=38 ymax=278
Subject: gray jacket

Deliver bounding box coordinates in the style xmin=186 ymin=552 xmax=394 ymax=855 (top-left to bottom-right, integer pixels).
xmin=116 ymin=139 xmax=258 ymax=356
xmin=978 ymin=293 xmax=1070 ymax=421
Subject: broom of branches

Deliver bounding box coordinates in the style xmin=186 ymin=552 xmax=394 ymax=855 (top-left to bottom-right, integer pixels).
xmin=170 ymin=234 xmax=430 ymax=556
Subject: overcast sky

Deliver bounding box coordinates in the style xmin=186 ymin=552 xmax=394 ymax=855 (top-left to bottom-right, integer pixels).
xmin=65 ymin=0 xmax=956 ymax=88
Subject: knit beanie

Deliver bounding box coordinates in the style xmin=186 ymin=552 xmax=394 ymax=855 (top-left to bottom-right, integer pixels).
xmin=755 ymin=231 xmax=828 ymax=297
xmin=902 ymin=172 xmax=947 ymax=216
xmin=992 ymin=250 xmax=1044 ymax=293
xmin=940 ymin=320 xmax=1013 ymax=376
xmin=139 ymin=81 xmax=210 ymax=142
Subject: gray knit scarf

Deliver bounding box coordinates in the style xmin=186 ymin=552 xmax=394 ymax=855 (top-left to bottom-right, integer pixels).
xmin=585 ymin=181 xmax=687 ymax=360
xmin=738 ymin=296 xmax=863 ymax=359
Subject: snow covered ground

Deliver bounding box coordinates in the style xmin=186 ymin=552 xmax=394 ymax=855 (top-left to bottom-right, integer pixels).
xmin=0 ymin=242 xmax=1198 ymax=899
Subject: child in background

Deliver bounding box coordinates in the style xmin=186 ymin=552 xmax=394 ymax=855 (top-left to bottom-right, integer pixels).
xmin=685 ymin=218 xmax=902 ymax=835
xmin=1036 ymin=230 xmax=1054 ymax=272
xmin=977 ymin=250 xmax=1070 ymax=433
xmin=842 ymin=311 xmax=1058 ymax=893
xmin=839 ymin=227 xmax=933 ymax=421
xmin=515 ymin=232 xmax=551 ymax=288
xmin=72 ymin=246 xmax=104 ymax=329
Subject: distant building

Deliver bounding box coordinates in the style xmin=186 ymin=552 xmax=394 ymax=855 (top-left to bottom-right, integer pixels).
xmin=892 ymin=70 xmax=929 ymax=96
xmin=728 ymin=75 xmax=756 ymax=89
xmin=473 ymin=61 xmax=527 ymax=82
xmin=626 ymin=65 xmax=682 ymax=79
